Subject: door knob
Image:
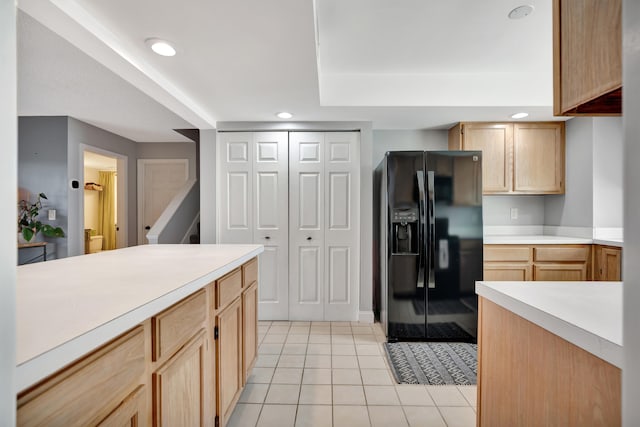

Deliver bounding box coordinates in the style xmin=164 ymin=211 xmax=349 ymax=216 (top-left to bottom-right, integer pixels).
xmin=306 ymin=237 xmax=312 ymax=241
xmin=145 ymin=226 xmax=151 ymax=230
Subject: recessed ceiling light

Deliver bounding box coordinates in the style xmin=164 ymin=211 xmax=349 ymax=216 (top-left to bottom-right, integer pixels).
xmin=145 ymin=38 xmax=176 ymax=57
xmin=508 ymin=5 xmax=534 ymax=19
xmin=511 ymin=112 xmax=529 ymax=119
xmin=276 ymin=112 xmax=293 ymax=119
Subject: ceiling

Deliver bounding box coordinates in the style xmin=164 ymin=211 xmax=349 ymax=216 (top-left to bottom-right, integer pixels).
xmin=17 ymin=0 xmax=564 ymax=140
xmin=84 ymin=151 xmax=117 ymax=171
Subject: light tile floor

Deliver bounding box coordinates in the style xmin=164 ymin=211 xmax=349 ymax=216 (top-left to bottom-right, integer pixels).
xmin=228 ymin=321 xmax=476 ymax=427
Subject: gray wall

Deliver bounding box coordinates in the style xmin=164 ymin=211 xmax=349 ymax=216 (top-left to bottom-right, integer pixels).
xmin=624 ymin=0 xmax=640 ymax=423
xmin=1 ymin=0 xmax=17 ymax=423
xmin=68 ymin=117 xmax=138 ymax=256
xmin=137 ymin=142 xmax=197 ymax=180
xmin=372 ymin=129 xmax=447 ymax=166
xmin=483 ymin=195 xmax=545 ymax=226
xmin=200 ymin=130 xmax=216 ymax=243
xmin=544 ymin=117 xmax=595 ymax=227
xmin=593 ymin=117 xmax=623 ymax=227
xmin=18 ymin=116 xmax=69 ymax=259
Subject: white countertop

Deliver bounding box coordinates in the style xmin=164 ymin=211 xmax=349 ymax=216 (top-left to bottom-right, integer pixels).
xmin=476 ymin=281 xmax=622 ymax=368
xmin=484 ymin=235 xmax=595 ymax=245
xmin=16 ymin=244 xmax=263 ymax=392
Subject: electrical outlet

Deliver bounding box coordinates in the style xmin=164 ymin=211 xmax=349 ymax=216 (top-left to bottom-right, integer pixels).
xmin=510 ymin=208 xmax=518 ymax=220
xmin=48 ymin=209 xmax=56 ymax=221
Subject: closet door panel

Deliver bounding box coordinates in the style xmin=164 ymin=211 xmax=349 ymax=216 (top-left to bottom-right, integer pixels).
xmin=218 ymin=133 xmax=253 ymax=243
xmin=289 ymin=132 xmax=325 ymax=320
xmin=253 ymin=132 xmax=289 ymax=320
xmin=324 ymin=132 xmax=360 ymax=321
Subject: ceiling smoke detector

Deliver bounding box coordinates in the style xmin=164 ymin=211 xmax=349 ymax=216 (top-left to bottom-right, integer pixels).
xmin=508 ymin=5 xmax=534 ymax=19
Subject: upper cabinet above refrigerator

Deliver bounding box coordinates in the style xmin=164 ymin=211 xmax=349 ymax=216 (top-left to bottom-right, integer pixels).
xmin=553 ymin=0 xmax=622 ymax=115
xmin=448 ymin=122 xmax=565 ymax=195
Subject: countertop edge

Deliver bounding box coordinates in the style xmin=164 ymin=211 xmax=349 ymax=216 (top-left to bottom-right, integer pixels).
xmin=476 ymin=282 xmax=623 ymax=369
xmin=15 ymin=246 xmax=263 ymax=393
xmin=484 ymin=235 xmax=623 ymax=247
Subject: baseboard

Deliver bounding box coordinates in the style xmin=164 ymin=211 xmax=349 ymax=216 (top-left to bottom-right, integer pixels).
xmin=358 ymin=311 xmax=375 ymax=323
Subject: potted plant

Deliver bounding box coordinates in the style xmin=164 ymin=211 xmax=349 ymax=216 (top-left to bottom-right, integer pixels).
xmin=18 ymin=193 xmax=65 ymax=243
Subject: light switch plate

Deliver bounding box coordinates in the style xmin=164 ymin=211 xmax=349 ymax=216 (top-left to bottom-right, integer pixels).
xmin=48 ymin=209 xmax=56 ymax=221
xmin=510 ymin=208 xmax=518 ymax=220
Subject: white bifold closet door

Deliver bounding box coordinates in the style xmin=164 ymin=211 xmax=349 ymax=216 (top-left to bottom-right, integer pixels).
xmin=218 ymin=132 xmax=289 ymax=320
xmin=289 ymin=132 xmax=360 ymax=321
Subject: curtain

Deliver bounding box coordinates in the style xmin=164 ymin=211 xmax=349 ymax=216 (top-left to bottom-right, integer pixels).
xmin=98 ymin=171 xmax=116 ymax=250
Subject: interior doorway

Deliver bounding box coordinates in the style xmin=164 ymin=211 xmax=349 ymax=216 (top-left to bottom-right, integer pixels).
xmin=137 ymin=159 xmax=189 ymax=244
xmin=82 ymin=147 xmax=127 ymax=253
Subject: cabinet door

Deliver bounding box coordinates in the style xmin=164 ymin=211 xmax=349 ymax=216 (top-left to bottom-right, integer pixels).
xmin=513 ymin=123 xmax=565 ymax=194
xmin=242 ymin=282 xmax=258 ymax=383
xmin=289 ymin=132 xmax=325 ymax=320
xmin=461 ymin=123 xmax=512 ymax=193
xmin=98 ymin=386 xmax=146 ymax=427
xmin=218 ymin=132 xmax=253 ymax=243
xmin=534 ymin=264 xmax=588 ymax=281
xmin=253 ymin=132 xmax=289 ymax=320
xmin=484 ymin=263 xmax=532 ymax=281
xmin=324 ymin=132 xmax=360 ymax=321
xmin=554 ymin=0 xmax=622 ymax=115
xmin=153 ymin=331 xmax=206 ymax=427
xmin=216 ymin=297 xmax=243 ymax=424
xmin=599 ymin=246 xmax=622 ymax=281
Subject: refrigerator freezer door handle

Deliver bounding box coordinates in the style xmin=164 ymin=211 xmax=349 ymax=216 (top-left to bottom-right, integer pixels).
xmin=427 ymin=171 xmax=436 ymax=289
xmin=416 ymin=170 xmax=425 ymax=289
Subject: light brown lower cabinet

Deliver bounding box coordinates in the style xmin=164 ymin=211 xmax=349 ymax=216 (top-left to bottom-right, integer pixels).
xmin=153 ymin=331 xmax=207 ymax=427
xmin=17 ymin=257 xmax=259 ymax=427
xmin=478 ymin=298 xmax=621 ymax=426
xmin=593 ymin=245 xmax=622 ymax=281
xmin=216 ymin=297 xmax=243 ymax=427
xmin=484 ymin=244 xmax=592 ymax=281
xmin=242 ymin=282 xmax=258 ymax=383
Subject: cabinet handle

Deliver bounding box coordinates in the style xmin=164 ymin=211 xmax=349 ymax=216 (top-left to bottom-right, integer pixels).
xmin=306 ymin=237 xmax=312 ymax=241
xmin=265 ymin=236 xmax=271 ymax=240
xmin=145 ymin=226 xmax=151 ymax=230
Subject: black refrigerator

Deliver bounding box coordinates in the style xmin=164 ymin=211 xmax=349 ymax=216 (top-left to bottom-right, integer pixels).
xmin=373 ymin=151 xmax=483 ymax=342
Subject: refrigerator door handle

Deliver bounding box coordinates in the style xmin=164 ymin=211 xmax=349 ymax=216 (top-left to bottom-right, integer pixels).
xmin=416 ymin=170 xmax=425 ymax=289
xmin=427 ymin=171 xmax=436 ymax=289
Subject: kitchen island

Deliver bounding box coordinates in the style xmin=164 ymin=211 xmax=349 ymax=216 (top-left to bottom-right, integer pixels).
xmin=16 ymin=244 xmax=262 ymax=427
xmin=476 ymin=281 xmax=622 ymax=427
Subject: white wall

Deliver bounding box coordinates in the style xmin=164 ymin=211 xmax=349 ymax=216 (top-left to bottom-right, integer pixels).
xmin=623 ymin=0 xmax=640 ymax=423
xmin=0 ymin=0 xmax=17 ymax=423
xmin=593 ymin=117 xmax=624 ymax=228
xmin=545 ymin=117 xmax=595 ymax=227
xmin=83 ymin=167 xmax=100 ymax=231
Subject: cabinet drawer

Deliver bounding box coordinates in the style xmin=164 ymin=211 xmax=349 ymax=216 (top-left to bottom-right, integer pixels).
xmin=533 ymin=246 xmax=590 ymax=262
xmin=153 ymin=290 xmax=206 ymax=361
xmin=243 ymin=258 xmax=258 ymax=288
xmin=216 ymin=268 xmax=243 ymax=309
xmin=484 ymin=245 xmax=530 ymax=262
xmin=18 ymin=326 xmax=145 ymax=427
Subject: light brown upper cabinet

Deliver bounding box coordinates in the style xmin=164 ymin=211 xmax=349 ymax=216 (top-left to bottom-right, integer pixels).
xmin=449 ymin=122 xmax=565 ymax=195
xmin=553 ymin=0 xmax=622 ymax=115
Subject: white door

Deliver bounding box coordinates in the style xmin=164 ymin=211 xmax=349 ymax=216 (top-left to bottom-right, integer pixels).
xmin=323 ymin=132 xmax=360 ymax=320
xmin=218 ymin=133 xmax=253 ymax=243
xmin=253 ymin=132 xmax=289 ymax=320
xmin=138 ymin=160 xmax=188 ymax=244
xmin=218 ymin=132 xmax=289 ymax=320
xmin=289 ymin=133 xmax=325 ymax=320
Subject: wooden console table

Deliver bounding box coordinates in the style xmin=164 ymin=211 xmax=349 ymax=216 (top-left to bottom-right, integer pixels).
xmin=18 ymin=241 xmax=47 ymax=264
